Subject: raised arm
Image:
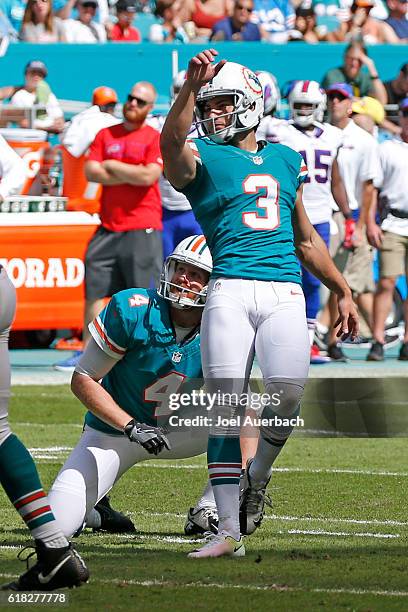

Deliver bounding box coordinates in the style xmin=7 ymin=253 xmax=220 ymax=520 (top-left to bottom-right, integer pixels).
xmin=160 ymin=48 xmax=226 ymax=189
xmin=293 ymin=186 xmax=359 ymax=339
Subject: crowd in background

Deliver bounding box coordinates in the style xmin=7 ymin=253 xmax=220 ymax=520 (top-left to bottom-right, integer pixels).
xmin=0 ymin=0 xmax=406 ymax=44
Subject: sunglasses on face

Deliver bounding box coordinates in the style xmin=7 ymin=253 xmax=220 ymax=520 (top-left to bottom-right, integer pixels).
xmin=235 ymin=4 xmax=253 ymax=10
xmin=127 ymin=94 xmax=151 ymax=107
xmin=327 ymin=93 xmax=348 ymax=101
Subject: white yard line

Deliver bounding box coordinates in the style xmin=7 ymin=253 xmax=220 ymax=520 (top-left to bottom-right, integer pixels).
xmin=134 ymin=510 xmax=408 ymax=528
xmin=0 ymin=573 xmax=406 ymax=598
xmin=27 ymin=449 xmax=408 ymax=478
xmin=285 ymin=529 xmax=399 ymax=539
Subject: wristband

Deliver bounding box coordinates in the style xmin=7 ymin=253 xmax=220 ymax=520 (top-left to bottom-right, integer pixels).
xmin=370 ymin=75 xmax=379 ymax=80
xmin=124 ymin=419 xmax=135 ymax=437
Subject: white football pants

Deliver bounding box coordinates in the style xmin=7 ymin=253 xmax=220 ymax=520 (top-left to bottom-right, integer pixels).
xmin=201 ymin=278 xmax=310 ymax=392
xmin=48 ymin=425 xmax=207 ymax=537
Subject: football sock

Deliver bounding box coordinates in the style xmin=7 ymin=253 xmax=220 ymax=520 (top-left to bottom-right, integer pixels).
xmin=0 ymin=433 xmax=68 ymax=548
xmin=195 ymin=480 xmax=216 ymax=510
xmin=249 ymin=403 xmax=301 ymax=489
xmin=208 ymin=436 xmax=241 ymax=540
xmin=85 ymin=508 xmax=102 ymax=529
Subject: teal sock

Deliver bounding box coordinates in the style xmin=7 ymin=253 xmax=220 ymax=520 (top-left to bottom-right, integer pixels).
xmin=0 ymin=434 xmax=68 ymax=547
xmin=208 ymin=436 xmax=241 ymax=539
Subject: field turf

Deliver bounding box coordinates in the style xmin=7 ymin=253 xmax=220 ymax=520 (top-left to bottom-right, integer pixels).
xmin=0 ymin=385 xmax=407 ymax=611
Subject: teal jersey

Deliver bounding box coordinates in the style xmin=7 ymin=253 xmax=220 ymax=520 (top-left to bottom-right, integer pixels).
xmin=85 ymin=288 xmax=202 ymax=435
xmin=182 ymin=138 xmax=308 ymax=283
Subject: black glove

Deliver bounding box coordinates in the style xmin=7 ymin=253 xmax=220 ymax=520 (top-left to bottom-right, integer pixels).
xmin=124 ymin=419 xmax=171 ymax=455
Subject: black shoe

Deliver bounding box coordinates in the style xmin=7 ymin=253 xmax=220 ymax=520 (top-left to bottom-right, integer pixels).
xmin=239 ymin=459 xmax=272 ymax=535
xmin=398 ymin=342 xmax=408 ymax=361
xmin=327 ymin=343 xmax=348 ymax=362
xmin=93 ymin=495 xmax=136 ymax=533
xmin=366 ymin=341 xmax=384 ymax=362
xmin=1 ymin=540 xmax=89 ymax=591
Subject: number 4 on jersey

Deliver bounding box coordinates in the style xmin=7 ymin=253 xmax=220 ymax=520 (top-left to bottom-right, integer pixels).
xmin=144 ymin=372 xmax=186 ymax=417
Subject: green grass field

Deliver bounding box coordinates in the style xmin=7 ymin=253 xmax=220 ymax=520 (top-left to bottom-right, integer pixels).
xmin=0 ymin=385 xmax=407 ymax=611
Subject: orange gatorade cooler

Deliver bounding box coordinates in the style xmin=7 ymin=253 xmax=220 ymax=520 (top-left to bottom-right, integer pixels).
xmin=0 ymin=128 xmax=50 ymax=194
xmin=61 ymin=147 xmax=101 ymax=214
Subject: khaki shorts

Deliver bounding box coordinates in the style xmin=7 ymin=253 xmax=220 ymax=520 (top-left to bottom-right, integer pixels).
xmin=379 ymin=231 xmax=408 ymax=279
xmin=334 ymin=234 xmax=375 ymax=295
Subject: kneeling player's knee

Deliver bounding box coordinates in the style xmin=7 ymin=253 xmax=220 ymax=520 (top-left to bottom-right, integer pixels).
xmin=48 ymin=477 xmax=88 ymax=538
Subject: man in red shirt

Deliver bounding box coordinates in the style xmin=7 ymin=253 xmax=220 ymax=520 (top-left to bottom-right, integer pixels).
xmin=55 ymin=81 xmax=162 ymax=371
xmin=110 ymin=0 xmax=141 ymax=42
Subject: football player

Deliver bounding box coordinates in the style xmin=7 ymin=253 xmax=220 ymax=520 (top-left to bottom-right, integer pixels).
xmin=263 ymin=80 xmax=355 ymax=363
xmin=161 ymin=48 xmax=359 ymax=558
xmin=47 ymin=236 xmax=217 ymax=538
xmin=0 ymin=137 xmax=89 ymax=591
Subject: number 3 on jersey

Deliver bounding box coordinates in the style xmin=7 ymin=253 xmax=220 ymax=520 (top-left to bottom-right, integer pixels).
xmin=242 ymin=174 xmax=280 ymax=231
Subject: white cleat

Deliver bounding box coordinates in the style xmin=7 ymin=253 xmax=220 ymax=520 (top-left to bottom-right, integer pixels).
xmin=188 ymin=532 xmax=245 ymax=559
xmin=184 ymin=506 xmax=218 ymax=536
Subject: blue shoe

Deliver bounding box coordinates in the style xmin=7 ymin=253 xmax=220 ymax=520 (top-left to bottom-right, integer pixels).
xmin=53 ymin=351 xmax=83 ymax=372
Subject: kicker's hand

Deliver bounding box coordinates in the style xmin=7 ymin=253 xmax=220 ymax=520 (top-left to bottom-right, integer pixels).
xmin=186 ymin=48 xmax=226 ymax=90
xmin=124 ymin=420 xmax=171 ymax=455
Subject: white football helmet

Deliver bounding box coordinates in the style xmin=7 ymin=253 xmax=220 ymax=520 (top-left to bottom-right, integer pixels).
xmin=195 ymin=62 xmax=264 ymax=143
xmin=170 ymin=69 xmax=186 ymax=102
xmin=289 ymin=80 xmax=326 ymax=127
xmin=256 ymin=70 xmax=281 ymax=116
xmin=158 ymin=235 xmax=212 ymax=309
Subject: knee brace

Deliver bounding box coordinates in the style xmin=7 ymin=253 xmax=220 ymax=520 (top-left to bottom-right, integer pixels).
xmin=259 ymin=380 xmax=305 ymax=443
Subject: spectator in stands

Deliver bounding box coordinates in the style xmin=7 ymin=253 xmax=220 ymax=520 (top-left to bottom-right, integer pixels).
xmin=291 ymin=4 xmax=328 ymax=41
xmin=149 ymin=0 xmax=190 ymax=41
xmin=322 ymin=42 xmax=387 ymax=105
xmin=1 ymin=0 xmax=27 ymax=32
xmin=210 ymin=0 xmax=262 ymax=39
xmin=327 ymin=0 xmax=398 ymax=42
xmin=0 ymin=8 xmax=19 ymax=39
xmin=109 ymin=0 xmax=141 ymax=40
xmin=325 ymin=82 xmax=380 ymax=356
xmin=54 ymin=0 xmax=110 ymax=25
xmin=60 ymin=85 xmax=120 ymax=157
xmin=251 ymin=0 xmax=296 ymax=43
xmin=384 ymin=63 xmax=408 ymax=125
xmin=55 ymin=82 xmax=163 ymax=371
xmin=63 ymin=0 xmax=107 ymax=42
xmin=20 ymin=0 xmax=66 ymax=41
xmin=366 ymin=98 xmax=408 ymax=362
xmin=181 ymin=0 xmax=232 ymax=39
xmin=384 ymin=0 xmax=408 ymax=41
xmin=1 ymin=60 xmax=64 ymax=133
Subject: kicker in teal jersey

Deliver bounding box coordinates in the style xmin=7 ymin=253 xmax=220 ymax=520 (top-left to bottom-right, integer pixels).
xmin=182 ymin=138 xmax=308 ymax=284
xmin=85 ymin=288 xmax=202 ymax=434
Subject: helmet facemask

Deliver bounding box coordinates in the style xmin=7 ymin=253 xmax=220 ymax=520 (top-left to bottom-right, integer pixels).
xmin=160 ymin=256 xmax=209 ymax=309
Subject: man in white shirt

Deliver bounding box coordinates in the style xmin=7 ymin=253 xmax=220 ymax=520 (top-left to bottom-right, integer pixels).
xmin=325 ymin=82 xmax=380 ymax=351
xmin=61 ymin=86 xmax=120 ymax=158
xmin=8 ymin=61 xmax=64 ymax=133
xmin=366 ymin=98 xmax=408 ymax=361
xmin=64 ymin=0 xmax=107 ymax=42
xmin=0 ymin=134 xmax=26 ymax=201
